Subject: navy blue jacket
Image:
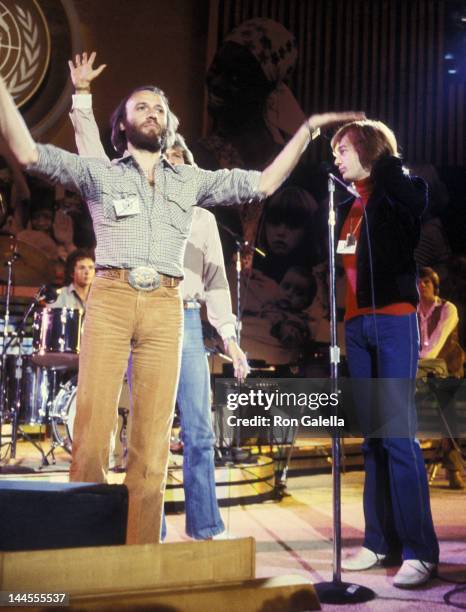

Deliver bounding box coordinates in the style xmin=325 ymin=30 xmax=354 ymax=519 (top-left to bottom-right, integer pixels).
xmin=336 ymin=156 xmax=426 ymax=309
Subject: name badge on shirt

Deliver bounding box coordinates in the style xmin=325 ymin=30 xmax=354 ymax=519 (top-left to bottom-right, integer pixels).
xmin=337 ymin=233 xmax=357 ymax=255
xmin=113 ymin=195 xmax=140 ymax=218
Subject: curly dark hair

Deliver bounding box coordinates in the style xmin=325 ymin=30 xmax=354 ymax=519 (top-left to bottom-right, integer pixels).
xmin=65 ymin=248 xmax=95 ymax=285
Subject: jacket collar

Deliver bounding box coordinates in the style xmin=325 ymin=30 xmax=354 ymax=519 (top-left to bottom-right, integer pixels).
xmin=336 ymin=184 xmax=385 ymax=210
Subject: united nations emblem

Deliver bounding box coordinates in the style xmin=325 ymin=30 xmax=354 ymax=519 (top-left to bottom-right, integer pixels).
xmin=0 ymin=0 xmax=51 ymax=108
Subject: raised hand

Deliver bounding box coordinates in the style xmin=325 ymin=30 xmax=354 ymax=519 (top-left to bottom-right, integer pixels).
xmin=68 ymin=51 xmax=107 ymax=91
xmin=308 ymin=111 xmax=366 ymax=133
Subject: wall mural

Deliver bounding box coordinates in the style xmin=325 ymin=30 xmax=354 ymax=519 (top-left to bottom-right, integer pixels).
xmin=199 ymin=2 xmax=466 ymax=371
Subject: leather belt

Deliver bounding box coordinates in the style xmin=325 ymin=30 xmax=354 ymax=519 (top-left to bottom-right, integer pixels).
xmin=96 ymin=268 xmax=180 ymax=288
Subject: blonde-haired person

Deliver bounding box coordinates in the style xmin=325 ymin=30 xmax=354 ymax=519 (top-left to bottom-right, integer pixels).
xmin=166 ymin=133 xmax=195 ymax=166
xmin=418 ymin=266 xmax=465 ymax=490
xmin=332 ymin=120 xmax=439 ymax=587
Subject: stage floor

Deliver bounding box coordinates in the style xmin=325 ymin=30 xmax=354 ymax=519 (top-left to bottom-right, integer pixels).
xmin=1 ymin=436 xmax=465 ymax=610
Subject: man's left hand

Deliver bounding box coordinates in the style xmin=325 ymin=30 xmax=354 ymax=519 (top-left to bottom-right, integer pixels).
xmin=225 ymin=339 xmax=250 ymax=382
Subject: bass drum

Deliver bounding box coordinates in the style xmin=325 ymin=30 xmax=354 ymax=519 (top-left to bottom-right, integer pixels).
xmin=50 ymin=376 xmax=131 ymax=454
xmin=50 ymin=376 xmax=77 ymax=454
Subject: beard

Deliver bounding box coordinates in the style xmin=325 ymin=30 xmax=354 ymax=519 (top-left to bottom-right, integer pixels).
xmin=124 ymin=120 xmax=167 ymax=153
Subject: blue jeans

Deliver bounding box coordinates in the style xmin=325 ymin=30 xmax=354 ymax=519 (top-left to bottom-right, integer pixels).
xmin=345 ymin=313 xmax=439 ymax=563
xmin=162 ymin=307 xmax=224 ymax=539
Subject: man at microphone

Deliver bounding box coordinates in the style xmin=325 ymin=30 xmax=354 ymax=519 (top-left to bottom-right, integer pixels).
xmin=50 ymin=248 xmax=95 ymax=311
xmin=332 ymin=120 xmax=439 ymax=587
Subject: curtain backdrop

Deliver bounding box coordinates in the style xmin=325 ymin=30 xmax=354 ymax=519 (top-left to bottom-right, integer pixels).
xmin=207 ymin=0 xmax=465 ymax=165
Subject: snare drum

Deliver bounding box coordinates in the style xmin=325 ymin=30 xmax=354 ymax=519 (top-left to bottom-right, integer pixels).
xmin=32 ymin=308 xmax=83 ymax=369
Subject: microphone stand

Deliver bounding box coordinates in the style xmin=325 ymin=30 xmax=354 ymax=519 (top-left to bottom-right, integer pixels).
xmin=217 ymin=221 xmax=265 ymax=344
xmin=217 ymin=222 xmax=265 ymax=464
xmin=314 ymin=175 xmax=375 ymax=604
xmin=0 ymin=246 xmax=19 ymax=458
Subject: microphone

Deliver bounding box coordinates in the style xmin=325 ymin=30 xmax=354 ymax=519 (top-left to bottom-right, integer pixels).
xmin=218 ymin=222 xmax=266 ymax=258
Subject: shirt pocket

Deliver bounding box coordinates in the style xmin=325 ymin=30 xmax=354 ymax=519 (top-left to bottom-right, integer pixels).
xmin=164 ymin=174 xmax=195 ymax=233
xmin=167 ymin=199 xmax=193 ymax=234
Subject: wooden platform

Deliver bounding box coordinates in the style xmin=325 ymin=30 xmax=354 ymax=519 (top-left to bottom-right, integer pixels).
xmin=0 ymin=539 xmax=255 ymax=594
xmin=0 ymin=539 xmax=320 ymax=611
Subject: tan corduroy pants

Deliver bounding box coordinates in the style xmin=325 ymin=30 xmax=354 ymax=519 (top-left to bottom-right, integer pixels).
xmin=69 ymin=276 xmax=183 ymax=544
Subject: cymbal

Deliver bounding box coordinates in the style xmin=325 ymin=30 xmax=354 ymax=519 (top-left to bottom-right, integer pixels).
xmin=0 ymin=235 xmax=55 ymax=286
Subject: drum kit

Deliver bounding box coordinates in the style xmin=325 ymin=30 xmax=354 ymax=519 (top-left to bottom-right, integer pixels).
xmin=0 ymin=233 xmax=83 ymax=465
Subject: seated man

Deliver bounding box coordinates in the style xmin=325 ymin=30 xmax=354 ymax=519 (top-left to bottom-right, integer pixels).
xmin=52 ymin=248 xmax=96 ymax=311
xmin=418 ymin=266 xmax=465 ymax=489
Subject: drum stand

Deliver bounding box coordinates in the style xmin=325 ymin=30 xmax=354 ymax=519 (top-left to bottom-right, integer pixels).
xmin=111 ymin=407 xmax=129 ymax=472
xmin=41 ymin=429 xmax=61 ymax=466
xmin=216 ymin=224 xmax=266 ymax=465
xmin=0 ymin=251 xmax=20 ymax=461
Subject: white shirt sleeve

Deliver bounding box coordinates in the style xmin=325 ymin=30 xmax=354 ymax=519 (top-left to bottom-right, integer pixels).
xmin=69 ymin=94 xmax=109 ymax=161
xmin=420 ymin=301 xmax=459 ymax=359
xmin=202 ymin=211 xmax=237 ymax=340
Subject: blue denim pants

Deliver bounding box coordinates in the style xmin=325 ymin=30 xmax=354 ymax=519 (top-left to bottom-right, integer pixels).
xmin=345 ymin=313 xmax=439 ymax=563
xmin=162 ymin=307 xmax=224 ymax=539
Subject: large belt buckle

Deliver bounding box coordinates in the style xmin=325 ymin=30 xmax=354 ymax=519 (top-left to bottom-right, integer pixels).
xmin=128 ymin=266 xmax=161 ymax=291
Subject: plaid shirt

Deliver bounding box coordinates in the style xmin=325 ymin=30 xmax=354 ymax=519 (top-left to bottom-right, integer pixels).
xmin=28 ymin=144 xmax=262 ymax=278
xmin=51 ymin=283 xmax=86 ymax=312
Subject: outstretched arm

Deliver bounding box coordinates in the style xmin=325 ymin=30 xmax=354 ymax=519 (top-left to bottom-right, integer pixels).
xmin=68 ymin=52 xmax=109 ymax=160
xmin=0 ymin=76 xmax=37 ymax=166
xmin=0 ymin=73 xmax=104 ymax=199
xmin=259 ymin=111 xmax=365 ymax=196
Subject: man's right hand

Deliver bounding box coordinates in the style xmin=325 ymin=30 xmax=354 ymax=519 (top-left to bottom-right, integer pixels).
xmin=68 ymin=51 xmax=106 ymax=92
